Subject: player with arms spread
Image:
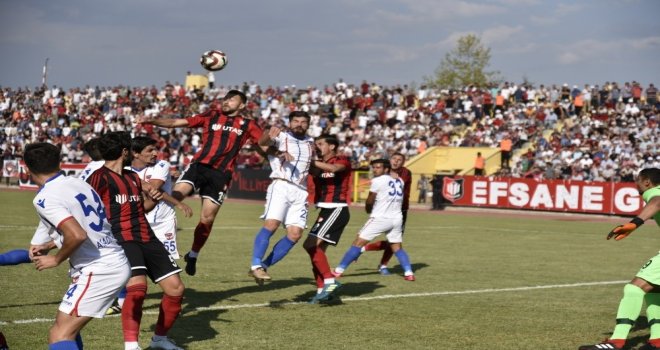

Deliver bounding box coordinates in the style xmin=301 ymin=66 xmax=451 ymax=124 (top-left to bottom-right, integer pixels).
xmin=138 ymin=90 xmax=262 ymax=276
xmin=579 ymin=167 xmax=660 ymax=350
xmin=25 ymin=142 xmax=130 ymax=350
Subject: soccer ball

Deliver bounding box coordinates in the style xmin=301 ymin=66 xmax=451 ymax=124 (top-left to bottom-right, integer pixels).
xmin=200 ymin=50 xmax=228 ymax=71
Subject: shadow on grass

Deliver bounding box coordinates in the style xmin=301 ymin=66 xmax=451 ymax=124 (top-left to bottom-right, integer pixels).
xmin=348 ymin=262 xmax=430 ymax=277
xmin=147 ymin=308 xmax=226 ymax=347
xmin=0 ymin=300 xmax=60 ymax=309
xmin=594 ymin=316 xmax=649 ymax=350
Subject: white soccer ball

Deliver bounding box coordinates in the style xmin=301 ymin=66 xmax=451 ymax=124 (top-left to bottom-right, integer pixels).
xmin=200 ymin=50 xmax=228 ymax=71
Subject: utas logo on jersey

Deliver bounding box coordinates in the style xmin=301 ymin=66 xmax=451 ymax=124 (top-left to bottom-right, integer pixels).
xmin=115 ymin=194 xmax=141 ymax=205
xmin=442 ymin=177 xmax=464 ymax=202
xmin=212 ymin=124 xmax=244 ymax=135
xmin=320 ymin=172 xmax=336 ymax=178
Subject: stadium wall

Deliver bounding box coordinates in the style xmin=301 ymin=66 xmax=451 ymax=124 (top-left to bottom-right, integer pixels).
xmin=15 ymin=163 xmax=642 ymax=216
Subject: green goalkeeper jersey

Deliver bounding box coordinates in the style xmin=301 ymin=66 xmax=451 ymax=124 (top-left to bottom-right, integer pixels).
xmin=642 ymin=185 xmax=660 ymax=226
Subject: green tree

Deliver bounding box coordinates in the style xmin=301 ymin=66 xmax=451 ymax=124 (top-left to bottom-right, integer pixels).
xmin=427 ymin=34 xmax=500 ymax=89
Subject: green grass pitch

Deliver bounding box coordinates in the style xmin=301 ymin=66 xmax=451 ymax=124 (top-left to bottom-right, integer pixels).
xmin=1 ymin=189 xmax=658 ymax=349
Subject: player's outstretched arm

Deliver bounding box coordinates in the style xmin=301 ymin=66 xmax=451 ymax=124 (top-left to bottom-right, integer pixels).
xmin=32 ymin=219 xmax=87 ymax=270
xmin=137 ymin=115 xmax=190 ymax=128
xmin=607 ymin=197 xmax=660 ymax=241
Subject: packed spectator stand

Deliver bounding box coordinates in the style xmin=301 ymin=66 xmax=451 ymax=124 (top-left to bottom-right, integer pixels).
xmin=1 ymin=80 xmax=658 ymax=182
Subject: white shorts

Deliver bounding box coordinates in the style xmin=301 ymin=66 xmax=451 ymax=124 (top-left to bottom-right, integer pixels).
xmin=59 ymin=261 xmax=130 ymax=318
xmin=150 ymin=218 xmax=179 ymax=259
xmin=261 ymin=179 xmax=309 ymax=229
xmin=358 ymin=216 xmax=404 ymax=243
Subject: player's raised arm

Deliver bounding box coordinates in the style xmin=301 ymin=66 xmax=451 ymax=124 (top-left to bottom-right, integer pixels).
xmin=137 ymin=115 xmax=190 ymax=128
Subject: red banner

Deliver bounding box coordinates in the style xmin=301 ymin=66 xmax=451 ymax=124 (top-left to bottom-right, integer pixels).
xmin=442 ymin=176 xmax=643 ymax=216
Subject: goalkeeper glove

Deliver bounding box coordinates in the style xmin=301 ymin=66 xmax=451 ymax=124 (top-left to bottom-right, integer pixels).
xmin=607 ymin=217 xmax=645 ymax=241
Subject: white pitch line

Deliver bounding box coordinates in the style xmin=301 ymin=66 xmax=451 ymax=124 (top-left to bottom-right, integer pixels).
xmin=0 ymin=280 xmax=627 ymax=326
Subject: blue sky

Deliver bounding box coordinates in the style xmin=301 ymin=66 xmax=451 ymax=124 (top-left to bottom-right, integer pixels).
xmin=1 ymin=0 xmax=659 ymax=89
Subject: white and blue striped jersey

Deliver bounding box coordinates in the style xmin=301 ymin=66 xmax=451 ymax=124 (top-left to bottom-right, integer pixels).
xmin=267 ymin=131 xmax=315 ymax=189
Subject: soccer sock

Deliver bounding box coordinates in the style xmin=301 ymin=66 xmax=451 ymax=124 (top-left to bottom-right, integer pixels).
xmin=311 ymin=246 xmax=334 ymax=279
xmin=262 ymin=236 xmax=296 ymax=268
xmin=75 ymin=332 xmax=83 ymax=350
xmin=155 ymin=294 xmax=183 ymax=336
xmin=48 ymin=340 xmax=78 ymax=350
xmin=363 ymin=240 xmax=387 ymax=252
xmin=305 ymin=245 xmax=325 ymax=289
xmin=191 ymin=222 xmax=213 ymax=253
xmin=0 ymin=249 xmax=30 ymax=265
xmin=380 ymin=244 xmax=394 ymax=267
xmin=117 ymin=287 xmax=127 ymax=308
xmin=645 ymin=292 xmax=660 ymax=343
xmin=251 ymin=227 xmax=273 ymax=268
xmin=337 ymin=246 xmax=363 ymax=271
xmin=611 ymin=283 xmax=646 ymax=340
xmin=394 ymin=249 xmax=413 ymax=275
xmin=121 ymin=283 xmax=147 ymax=342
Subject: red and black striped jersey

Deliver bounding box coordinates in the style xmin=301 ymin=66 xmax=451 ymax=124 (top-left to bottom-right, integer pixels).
xmin=186 ymin=109 xmax=262 ymax=171
xmin=86 ymin=167 xmax=155 ymax=243
xmin=313 ymin=155 xmax=352 ymax=204
xmin=392 ymin=166 xmax=412 ymax=211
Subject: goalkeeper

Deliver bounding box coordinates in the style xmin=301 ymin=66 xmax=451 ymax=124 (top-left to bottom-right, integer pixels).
xmin=580 ymin=167 xmax=660 ymax=350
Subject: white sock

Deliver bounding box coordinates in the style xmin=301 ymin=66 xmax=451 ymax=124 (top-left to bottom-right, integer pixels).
xmin=152 ymin=334 xmax=167 ymax=341
xmin=188 ymin=250 xmax=199 ymax=258
xmin=317 ymin=288 xmax=323 ymax=294
xmin=334 ymin=267 xmax=345 ymax=273
xmin=404 ymin=271 xmax=414 ymax=276
xmin=125 ymin=341 xmax=139 ymax=350
xmin=323 ymin=278 xmax=335 ymax=285
xmin=117 ymin=297 xmax=125 ymax=308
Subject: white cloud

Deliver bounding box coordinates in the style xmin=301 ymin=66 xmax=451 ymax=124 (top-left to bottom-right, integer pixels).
xmin=482 ymin=25 xmax=524 ymax=45
xmin=556 ymin=3 xmax=582 ymax=15
xmin=630 ymin=36 xmax=660 ymax=50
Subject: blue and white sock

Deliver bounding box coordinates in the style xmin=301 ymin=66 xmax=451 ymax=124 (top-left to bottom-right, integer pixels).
xmin=0 ymin=249 xmax=30 ymax=265
xmin=262 ymin=236 xmax=296 ymax=268
xmin=337 ymin=246 xmax=362 ymax=271
xmin=394 ymin=249 xmax=413 ymax=275
xmin=49 ymin=340 xmax=78 ymax=350
xmin=251 ymin=227 xmax=273 ymax=268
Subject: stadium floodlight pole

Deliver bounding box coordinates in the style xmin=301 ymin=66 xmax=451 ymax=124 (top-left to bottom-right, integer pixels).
xmin=42 ymin=58 xmax=49 ymax=88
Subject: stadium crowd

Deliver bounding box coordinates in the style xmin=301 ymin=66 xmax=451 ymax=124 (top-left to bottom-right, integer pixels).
xmin=0 ymin=80 xmax=658 ymax=181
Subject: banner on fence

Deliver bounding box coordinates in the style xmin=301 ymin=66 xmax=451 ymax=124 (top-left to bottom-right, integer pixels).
xmin=442 ymin=176 xmax=643 ymax=216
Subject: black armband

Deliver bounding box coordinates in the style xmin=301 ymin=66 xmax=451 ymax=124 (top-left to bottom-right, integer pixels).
xmin=630 ymin=216 xmax=645 ymax=227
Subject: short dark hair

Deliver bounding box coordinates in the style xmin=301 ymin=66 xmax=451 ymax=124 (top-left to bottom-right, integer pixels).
xmin=639 ymin=168 xmax=660 ymax=185
xmin=131 ymin=136 xmax=158 ymax=153
xmin=370 ymin=158 xmax=391 ymax=170
xmin=316 ymin=134 xmax=339 ymax=149
xmin=225 ymin=89 xmax=247 ymax=104
xmin=99 ymin=131 xmax=132 ymax=161
xmin=83 ymin=138 xmax=103 ymax=161
xmin=288 ymin=110 xmax=311 ymax=122
xmin=24 ymin=143 xmax=61 ymax=175
xmin=391 ymin=152 xmax=405 ymax=160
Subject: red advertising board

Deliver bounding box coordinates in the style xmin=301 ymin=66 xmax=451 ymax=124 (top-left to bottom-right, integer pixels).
xmin=442 ymin=176 xmax=643 ymax=216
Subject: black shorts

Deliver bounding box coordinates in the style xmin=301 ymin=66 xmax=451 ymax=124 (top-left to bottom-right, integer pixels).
xmin=120 ymin=240 xmax=181 ymax=283
xmin=177 ymin=162 xmax=232 ymax=205
xmin=308 ymin=207 xmax=350 ymax=246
